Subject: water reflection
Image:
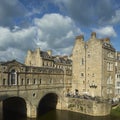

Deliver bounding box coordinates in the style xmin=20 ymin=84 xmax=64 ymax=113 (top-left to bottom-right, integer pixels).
xmin=3 ymin=110 xmax=120 ymax=120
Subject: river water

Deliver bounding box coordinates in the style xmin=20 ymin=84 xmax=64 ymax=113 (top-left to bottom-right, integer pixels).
xmin=2 ymin=110 xmax=120 ymax=120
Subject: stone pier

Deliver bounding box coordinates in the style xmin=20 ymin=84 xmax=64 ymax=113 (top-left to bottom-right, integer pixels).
xmin=0 ymin=101 xmax=3 ymax=120
xmin=26 ymin=103 xmax=37 ymax=118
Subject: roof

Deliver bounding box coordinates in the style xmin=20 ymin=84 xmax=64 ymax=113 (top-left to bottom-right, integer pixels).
xmin=0 ymin=59 xmax=25 ymax=66
xmin=40 ymin=50 xmax=72 ymax=65
xmin=40 ymin=51 xmax=52 ymax=60
xmin=102 ymin=42 xmax=115 ymax=51
xmin=54 ymin=56 xmax=72 ymax=65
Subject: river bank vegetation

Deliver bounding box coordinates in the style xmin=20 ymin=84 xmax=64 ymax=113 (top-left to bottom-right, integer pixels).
xmin=111 ymin=105 xmax=120 ymax=117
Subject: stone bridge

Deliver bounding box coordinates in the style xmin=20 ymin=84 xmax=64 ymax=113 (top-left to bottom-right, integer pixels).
xmin=0 ymin=84 xmax=68 ymax=119
xmin=0 ymin=60 xmax=112 ymax=119
xmin=0 ymin=60 xmax=71 ymax=119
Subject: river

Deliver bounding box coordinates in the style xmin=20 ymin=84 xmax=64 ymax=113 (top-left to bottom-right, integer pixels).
xmin=2 ymin=110 xmax=120 ymax=120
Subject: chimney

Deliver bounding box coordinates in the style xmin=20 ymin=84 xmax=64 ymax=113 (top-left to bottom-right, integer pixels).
xmin=27 ymin=50 xmax=32 ymax=56
xmin=75 ymin=35 xmax=84 ymax=41
xmin=103 ymin=37 xmax=110 ymax=44
xmin=91 ymin=32 xmax=96 ymax=39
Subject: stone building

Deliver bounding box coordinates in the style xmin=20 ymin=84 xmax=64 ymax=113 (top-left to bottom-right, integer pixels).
xmin=72 ymin=32 xmax=116 ymax=99
xmin=115 ymin=52 xmax=120 ymax=97
xmin=0 ymin=59 xmax=72 ymax=94
xmin=25 ymin=48 xmax=72 ymax=70
xmin=0 ymin=32 xmax=119 ymax=100
xmin=0 ymin=60 xmax=64 ymax=86
xmin=24 ymin=48 xmax=72 ymax=92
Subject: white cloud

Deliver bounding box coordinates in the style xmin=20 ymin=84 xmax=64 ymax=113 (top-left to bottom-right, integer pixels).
xmin=0 ymin=26 xmax=36 ymax=51
xmin=34 ymin=13 xmax=82 ymax=53
xmin=0 ymin=13 xmax=82 ymax=62
xmin=93 ymin=26 xmax=117 ymax=38
xmin=0 ymin=26 xmax=37 ymax=62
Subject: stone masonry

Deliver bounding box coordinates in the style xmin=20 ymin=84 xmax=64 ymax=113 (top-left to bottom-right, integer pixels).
xmin=72 ymin=32 xmax=116 ymax=99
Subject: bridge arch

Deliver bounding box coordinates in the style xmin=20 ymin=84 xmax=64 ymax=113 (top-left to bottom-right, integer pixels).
xmin=3 ymin=96 xmax=27 ymax=119
xmin=37 ymin=92 xmax=58 ymax=117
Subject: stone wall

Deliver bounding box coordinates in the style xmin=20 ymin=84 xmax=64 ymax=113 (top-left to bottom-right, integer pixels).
xmin=67 ymin=98 xmax=111 ymax=116
xmin=72 ymin=33 xmax=116 ymax=99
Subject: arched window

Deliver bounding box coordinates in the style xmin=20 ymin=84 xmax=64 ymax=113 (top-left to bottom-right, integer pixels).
xmin=27 ymin=79 xmax=30 ymax=84
xmin=9 ymin=69 xmax=17 ymax=85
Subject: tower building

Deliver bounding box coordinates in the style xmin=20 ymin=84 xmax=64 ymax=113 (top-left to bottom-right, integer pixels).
xmin=72 ymin=32 xmax=116 ymax=99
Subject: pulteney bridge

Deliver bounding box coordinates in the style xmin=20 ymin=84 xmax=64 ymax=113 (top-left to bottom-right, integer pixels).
xmin=0 ymin=60 xmax=111 ymax=119
xmin=0 ymin=60 xmax=71 ymax=119
xmin=0 ymin=83 xmax=68 ymax=118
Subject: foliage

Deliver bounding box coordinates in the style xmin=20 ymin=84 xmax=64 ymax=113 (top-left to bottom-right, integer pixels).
xmin=111 ymin=106 xmax=120 ymax=117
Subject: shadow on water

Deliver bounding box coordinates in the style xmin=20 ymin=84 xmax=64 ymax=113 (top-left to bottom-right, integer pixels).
xmin=1 ymin=109 xmax=120 ymax=120
xmin=36 ymin=110 xmax=120 ymax=120
xmin=3 ymin=97 xmax=27 ymax=120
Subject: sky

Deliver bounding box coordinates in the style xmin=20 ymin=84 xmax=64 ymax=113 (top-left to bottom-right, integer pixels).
xmin=0 ymin=0 xmax=120 ymax=62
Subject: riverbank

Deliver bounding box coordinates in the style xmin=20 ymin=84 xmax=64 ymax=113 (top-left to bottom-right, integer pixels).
xmin=111 ymin=105 xmax=120 ymax=117
xmin=66 ymin=97 xmax=111 ymax=116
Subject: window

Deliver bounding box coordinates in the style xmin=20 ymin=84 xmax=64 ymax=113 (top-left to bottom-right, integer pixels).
xmin=110 ymin=63 xmax=113 ymax=71
xmin=21 ymin=67 xmax=24 ymax=71
xmin=117 ymin=56 xmax=120 ymax=60
xmin=50 ymin=79 xmax=53 ymax=84
xmin=81 ymin=58 xmax=84 ymax=65
xmin=9 ymin=69 xmax=17 ymax=85
xmin=88 ymin=52 xmax=90 ymax=58
xmin=33 ymin=79 xmax=37 ymax=84
xmin=27 ymin=79 xmax=30 ymax=84
xmin=21 ymin=79 xmax=24 ymax=85
xmin=117 ymin=89 xmax=120 ymax=94
xmin=81 ymin=73 xmax=84 ymax=77
xmin=117 ymin=82 xmax=120 ymax=87
xmin=3 ymin=79 xmax=6 ymax=85
xmin=107 ymin=62 xmax=113 ymax=71
xmin=107 ymin=88 xmax=113 ymax=94
xmin=40 ymin=79 xmax=41 ymax=84
xmin=108 ymin=52 xmax=114 ymax=58
xmin=117 ymin=74 xmax=120 ymax=79
xmin=107 ymin=76 xmax=113 ymax=84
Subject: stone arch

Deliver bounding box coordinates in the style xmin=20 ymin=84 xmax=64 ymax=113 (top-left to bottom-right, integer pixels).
xmin=3 ymin=96 xmax=27 ymax=119
xmin=37 ymin=92 xmax=58 ymax=117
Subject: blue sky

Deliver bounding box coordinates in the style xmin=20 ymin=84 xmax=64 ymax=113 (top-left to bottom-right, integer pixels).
xmin=0 ymin=0 xmax=120 ymax=62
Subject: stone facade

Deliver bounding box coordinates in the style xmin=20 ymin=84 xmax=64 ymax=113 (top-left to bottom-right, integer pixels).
xmin=115 ymin=52 xmax=120 ymax=97
xmin=72 ymin=32 xmax=116 ymax=99
xmin=0 ymin=60 xmax=72 ymax=92
xmin=0 ymin=32 xmax=120 ymax=118
xmin=0 ymin=60 xmax=71 ymax=118
xmin=24 ymin=48 xmax=72 ymax=92
xmin=67 ymin=97 xmax=111 ymax=116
